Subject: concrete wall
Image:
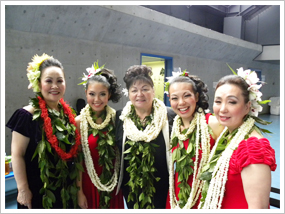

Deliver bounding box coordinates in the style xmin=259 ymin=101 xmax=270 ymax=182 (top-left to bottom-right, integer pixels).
xmin=245 ymin=6 xmax=280 ymax=45
xmin=4 ymin=29 xmax=280 ymax=155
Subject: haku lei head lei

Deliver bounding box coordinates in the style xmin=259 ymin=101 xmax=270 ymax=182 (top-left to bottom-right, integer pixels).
xmin=78 ymin=60 xmax=105 ymax=87
xmin=227 ymin=64 xmax=271 ymax=117
xmin=164 ymin=67 xmax=189 ymax=94
xmin=27 ymin=53 xmax=53 ymax=92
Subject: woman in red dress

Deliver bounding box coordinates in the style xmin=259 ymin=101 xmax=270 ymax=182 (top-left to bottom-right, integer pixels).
xmin=75 ymin=62 xmax=124 ymax=209
xmin=199 ymin=67 xmax=277 ymax=209
xmin=165 ymin=69 xmax=223 ymax=209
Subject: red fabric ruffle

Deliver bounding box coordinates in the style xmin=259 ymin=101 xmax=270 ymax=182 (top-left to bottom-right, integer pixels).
xmin=230 ymin=137 xmax=277 ymax=174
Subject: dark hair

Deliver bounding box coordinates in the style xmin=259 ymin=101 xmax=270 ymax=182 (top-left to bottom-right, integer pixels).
xmin=123 ymin=65 xmax=154 ymax=90
xmin=216 ymin=75 xmax=249 ymax=103
xmin=39 ymin=58 xmax=64 ymax=79
xmin=169 ymin=75 xmax=209 ymax=112
xmin=86 ymin=68 xmax=122 ymax=103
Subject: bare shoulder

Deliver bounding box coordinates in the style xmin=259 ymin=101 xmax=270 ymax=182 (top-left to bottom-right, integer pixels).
xmin=249 ymin=129 xmax=264 ymax=139
xmin=23 ymin=105 xmax=35 ymax=114
xmin=75 ymin=115 xmax=81 ymax=123
xmin=75 ymin=115 xmax=81 ymax=130
xmin=208 ymin=114 xmax=224 ymax=140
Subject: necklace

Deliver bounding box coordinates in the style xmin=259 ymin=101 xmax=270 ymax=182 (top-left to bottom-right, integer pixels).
xmin=198 ymin=116 xmax=255 ymax=209
xmin=120 ymin=98 xmax=167 ymax=208
xmin=169 ymin=108 xmax=211 ymax=209
xmin=38 ymin=96 xmax=81 ymax=160
xmin=31 ymin=95 xmax=83 ymax=208
xmin=120 ymin=98 xmax=167 ymax=142
xmin=80 ymin=104 xmax=120 ymax=193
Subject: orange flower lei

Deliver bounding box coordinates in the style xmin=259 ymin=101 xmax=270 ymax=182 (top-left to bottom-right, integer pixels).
xmin=38 ymin=96 xmax=81 ymax=160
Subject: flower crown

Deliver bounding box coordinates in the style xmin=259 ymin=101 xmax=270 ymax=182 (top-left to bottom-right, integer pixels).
xmin=78 ymin=60 xmax=105 ymax=87
xmin=164 ymin=67 xmax=189 ymax=94
xmin=227 ymin=64 xmax=271 ymax=117
xmin=27 ymin=53 xmax=53 ymax=92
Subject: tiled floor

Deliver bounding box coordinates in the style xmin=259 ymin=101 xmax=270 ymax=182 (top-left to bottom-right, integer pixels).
xmin=5 ymin=114 xmax=281 ymax=209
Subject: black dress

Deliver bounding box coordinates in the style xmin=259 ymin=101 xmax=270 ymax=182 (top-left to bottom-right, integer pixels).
xmin=115 ymin=107 xmax=175 ymax=209
xmin=6 ymin=108 xmax=76 ymax=209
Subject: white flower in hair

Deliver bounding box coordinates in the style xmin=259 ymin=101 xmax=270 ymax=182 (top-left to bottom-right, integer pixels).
xmin=234 ymin=66 xmax=268 ymax=117
xmin=237 ymin=67 xmax=259 ymax=85
xmin=165 ymin=67 xmax=183 ymax=83
xmin=86 ymin=65 xmax=101 ymax=79
xmin=249 ymin=91 xmax=262 ymax=102
xmin=122 ymin=88 xmax=128 ymax=97
xmin=164 ymin=67 xmax=189 ymax=94
xmin=249 ymin=100 xmax=263 ymax=117
xmin=78 ymin=60 xmax=105 ymax=86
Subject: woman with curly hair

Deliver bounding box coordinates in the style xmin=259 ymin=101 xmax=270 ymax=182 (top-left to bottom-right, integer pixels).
xmin=115 ymin=65 xmax=176 ymax=209
xmin=75 ymin=62 xmax=124 ymax=209
xmin=165 ymin=68 xmax=223 ymax=209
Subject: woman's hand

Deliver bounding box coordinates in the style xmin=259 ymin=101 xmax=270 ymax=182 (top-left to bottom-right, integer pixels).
xmin=17 ymin=188 xmax=33 ymax=209
xmin=11 ymin=131 xmax=32 ymax=208
xmin=77 ymin=190 xmax=88 ymax=209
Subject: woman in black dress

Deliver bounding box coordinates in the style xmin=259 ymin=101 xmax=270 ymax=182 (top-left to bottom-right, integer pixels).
xmin=6 ymin=54 xmax=83 ymax=209
xmin=115 ymin=65 xmax=175 ymax=209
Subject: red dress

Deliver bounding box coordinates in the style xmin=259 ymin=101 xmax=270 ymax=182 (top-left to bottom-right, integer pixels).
xmin=221 ymin=137 xmax=277 ymax=209
xmin=81 ymin=134 xmax=124 ymax=209
xmin=166 ymin=113 xmax=216 ymax=209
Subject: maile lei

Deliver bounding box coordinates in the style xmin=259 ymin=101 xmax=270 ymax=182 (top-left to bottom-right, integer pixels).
xmin=198 ymin=65 xmax=273 ymax=209
xmin=198 ymin=115 xmax=271 ymax=209
xmin=120 ymin=98 xmax=167 ymax=209
xmin=80 ymin=104 xmax=120 ymax=208
xmin=169 ymin=108 xmax=211 ymax=209
xmin=31 ymin=95 xmax=83 ymax=209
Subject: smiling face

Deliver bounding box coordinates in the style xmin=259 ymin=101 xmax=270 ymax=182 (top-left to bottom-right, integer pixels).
xmin=39 ymin=66 xmax=66 ymax=109
xmin=169 ymin=82 xmax=198 ymax=127
xmin=128 ymin=80 xmax=155 ymax=112
xmin=85 ymin=81 xmax=111 ymax=116
xmin=213 ymin=83 xmax=251 ymax=133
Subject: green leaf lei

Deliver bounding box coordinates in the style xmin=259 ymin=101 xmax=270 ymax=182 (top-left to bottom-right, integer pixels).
xmin=123 ymin=105 xmax=160 ymax=209
xmin=199 ymin=115 xmax=272 ymax=207
xmin=30 ymin=95 xmax=84 ymax=209
xmin=170 ymin=120 xmax=197 ymax=208
xmin=87 ymin=107 xmax=117 ymax=209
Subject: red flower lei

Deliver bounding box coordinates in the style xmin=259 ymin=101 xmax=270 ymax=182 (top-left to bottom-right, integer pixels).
xmin=38 ymin=96 xmax=81 ymax=160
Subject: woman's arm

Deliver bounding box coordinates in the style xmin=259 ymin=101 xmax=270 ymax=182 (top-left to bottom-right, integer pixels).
xmin=11 ymin=131 xmax=32 ymax=209
xmin=241 ymin=164 xmax=271 ymax=209
xmin=76 ymin=169 xmax=88 ymax=209
xmin=208 ymin=114 xmax=224 ymax=140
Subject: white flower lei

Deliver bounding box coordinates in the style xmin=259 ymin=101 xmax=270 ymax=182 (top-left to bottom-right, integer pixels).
xmin=169 ymin=108 xmax=211 ymax=209
xmin=119 ymin=98 xmax=167 ymax=142
xmin=198 ymin=117 xmax=255 ymax=209
xmin=80 ymin=104 xmax=120 ymax=192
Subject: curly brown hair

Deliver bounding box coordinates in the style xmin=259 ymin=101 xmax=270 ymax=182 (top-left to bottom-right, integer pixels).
xmin=123 ymin=65 xmax=154 ymax=90
xmin=168 ymin=75 xmax=209 ymax=112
